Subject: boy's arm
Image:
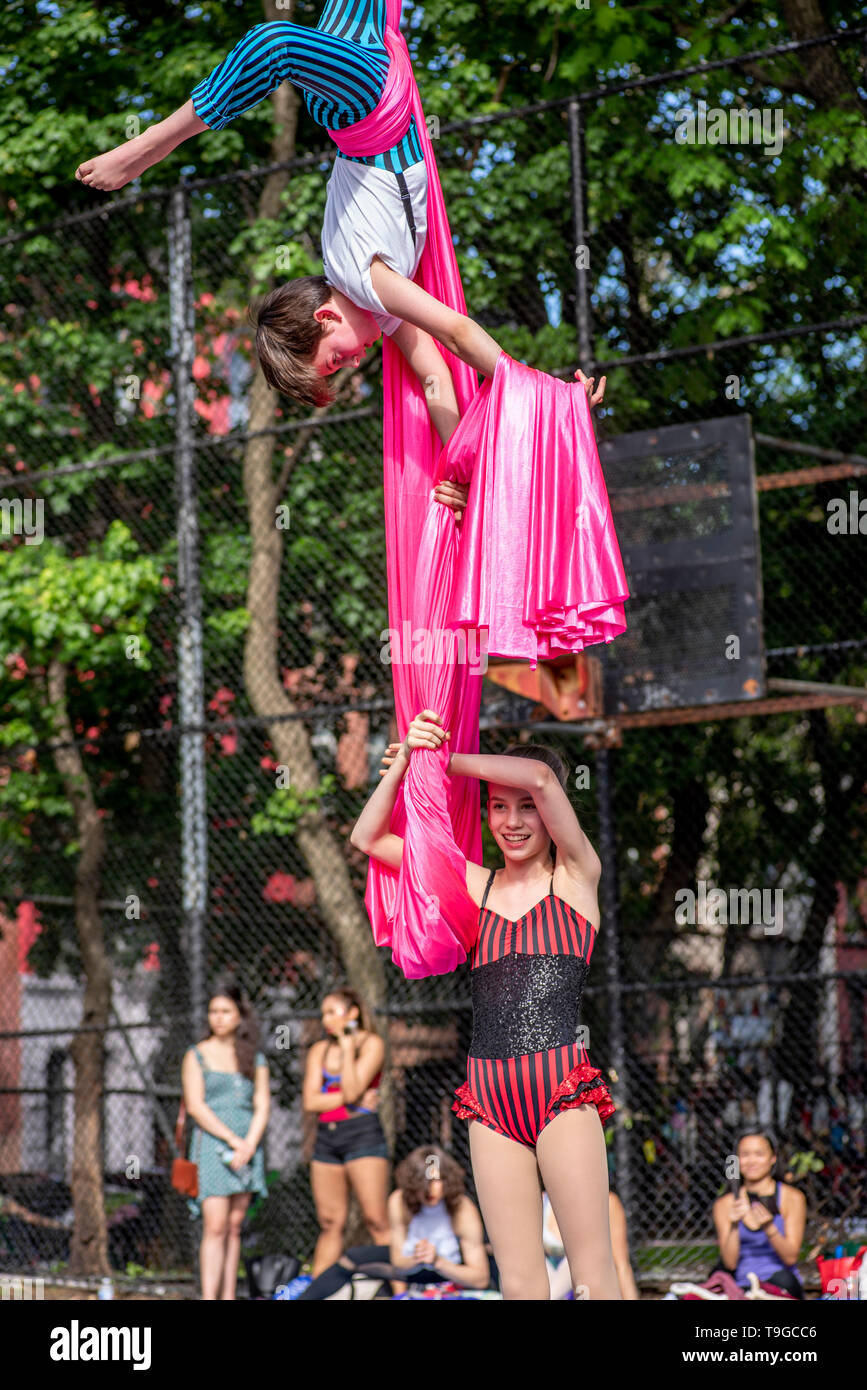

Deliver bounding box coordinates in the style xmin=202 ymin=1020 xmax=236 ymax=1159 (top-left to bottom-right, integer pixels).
xmin=75 ymin=20 xmax=357 ymax=191
xmin=371 ymin=259 xmax=501 ymax=379
xmin=390 ymin=320 xmax=464 ymax=447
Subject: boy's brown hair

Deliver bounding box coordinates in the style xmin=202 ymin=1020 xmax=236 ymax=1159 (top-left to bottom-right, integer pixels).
xmin=248 ymin=276 xmax=339 ymax=409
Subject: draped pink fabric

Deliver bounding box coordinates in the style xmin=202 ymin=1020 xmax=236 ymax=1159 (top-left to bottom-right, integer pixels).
xmin=446 ymin=361 xmax=629 ymax=663
xmin=327 ymin=1 xmax=628 ymax=979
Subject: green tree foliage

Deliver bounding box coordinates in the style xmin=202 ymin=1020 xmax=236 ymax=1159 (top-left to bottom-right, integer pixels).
xmin=0 ymin=521 xmax=162 ymax=965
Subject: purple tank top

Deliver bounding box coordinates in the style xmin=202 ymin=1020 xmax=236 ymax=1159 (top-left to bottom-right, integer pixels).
xmin=734 ymin=1183 xmax=802 ymax=1287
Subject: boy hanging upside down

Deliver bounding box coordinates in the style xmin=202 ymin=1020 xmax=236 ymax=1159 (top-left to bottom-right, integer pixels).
xmin=74 ymin=0 xmax=605 ymax=453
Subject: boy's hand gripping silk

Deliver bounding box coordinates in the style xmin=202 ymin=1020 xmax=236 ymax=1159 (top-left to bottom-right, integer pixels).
xmin=329 ymin=1 xmax=628 ymax=980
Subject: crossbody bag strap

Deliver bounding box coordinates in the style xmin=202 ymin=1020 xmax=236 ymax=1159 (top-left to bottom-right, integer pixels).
xmin=174 ymin=1101 xmax=186 ymax=1154
xmin=176 ymin=1047 xmax=206 ymax=1156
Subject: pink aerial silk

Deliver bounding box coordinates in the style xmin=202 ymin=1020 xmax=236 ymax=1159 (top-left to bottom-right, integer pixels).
xmin=328 ymin=1 xmax=628 ymax=979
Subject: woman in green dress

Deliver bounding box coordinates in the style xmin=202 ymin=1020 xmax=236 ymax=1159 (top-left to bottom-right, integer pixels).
xmin=181 ymin=978 xmax=270 ymax=1299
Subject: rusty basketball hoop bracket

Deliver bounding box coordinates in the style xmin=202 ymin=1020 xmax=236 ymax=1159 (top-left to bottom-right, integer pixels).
xmin=484 ymin=654 xmax=604 ymax=720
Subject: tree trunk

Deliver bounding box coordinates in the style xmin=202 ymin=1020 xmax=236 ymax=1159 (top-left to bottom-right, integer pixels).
xmin=47 ymin=659 xmax=111 ymax=1276
xmin=779 ymin=0 xmax=867 ymax=114
xmin=242 ymin=372 xmax=389 ymax=1010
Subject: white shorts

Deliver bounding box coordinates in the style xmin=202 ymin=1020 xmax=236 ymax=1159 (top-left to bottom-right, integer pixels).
xmin=321 ymin=156 xmax=428 ymax=336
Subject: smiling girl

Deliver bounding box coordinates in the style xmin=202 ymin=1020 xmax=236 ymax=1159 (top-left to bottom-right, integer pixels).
xmin=351 ymin=710 xmax=621 ymax=1301
xmin=713 ymin=1129 xmax=806 ymax=1297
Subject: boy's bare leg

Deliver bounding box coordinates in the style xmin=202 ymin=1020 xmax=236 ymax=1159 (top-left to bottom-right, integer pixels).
xmin=75 ymin=99 xmax=208 ymax=191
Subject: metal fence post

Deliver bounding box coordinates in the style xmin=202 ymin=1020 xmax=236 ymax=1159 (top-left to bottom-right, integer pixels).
xmin=168 ymin=184 xmax=207 ymax=1037
xmin=568 ymin=98 xmax=594 ymax=377
xmin=594 ymin=746 xmax=633 ymax=1235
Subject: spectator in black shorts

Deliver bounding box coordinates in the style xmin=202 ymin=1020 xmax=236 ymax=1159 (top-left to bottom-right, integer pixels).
xmin=302 ymin=986 xmax=390 ymax=1275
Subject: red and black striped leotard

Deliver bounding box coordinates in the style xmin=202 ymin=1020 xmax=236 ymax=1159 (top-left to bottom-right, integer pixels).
xmin=452 ymin=868 xmax=615 ymax=1148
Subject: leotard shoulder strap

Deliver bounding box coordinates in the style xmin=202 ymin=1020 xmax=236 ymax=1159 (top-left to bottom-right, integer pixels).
xmin=480 ymin=868 xmax=496 ymax=910
xmin=481 ymin=869 xmax=557 ymax=912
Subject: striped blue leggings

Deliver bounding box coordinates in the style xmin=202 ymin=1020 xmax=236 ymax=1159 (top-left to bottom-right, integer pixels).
xmin=190 ymin=0 xmax=423 ymax=172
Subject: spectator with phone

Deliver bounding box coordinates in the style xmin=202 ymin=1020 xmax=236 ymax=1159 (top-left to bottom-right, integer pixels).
xmin=302 ymin=987 xmax=390 ymax=1274
xmin=712 ymin=1128 xmax=806 ymax=1298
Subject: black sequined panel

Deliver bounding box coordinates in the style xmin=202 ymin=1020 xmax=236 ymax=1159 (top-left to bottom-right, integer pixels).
xmin=469 ymin=954 xmax=590 ymax=1059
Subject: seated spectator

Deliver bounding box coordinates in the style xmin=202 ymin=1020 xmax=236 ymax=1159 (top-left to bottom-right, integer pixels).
xmin=296 ymin=1145 xmax=490 ymax=1299
xmin=542 ymin=1188 xmax=640 ymax=1300
xmin=712 ymin=1128 xmax=806 ymax=1299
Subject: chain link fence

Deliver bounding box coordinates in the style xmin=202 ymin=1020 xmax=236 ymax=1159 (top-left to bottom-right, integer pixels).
xmin=1 ymin=25 xmax=866 ymax=1288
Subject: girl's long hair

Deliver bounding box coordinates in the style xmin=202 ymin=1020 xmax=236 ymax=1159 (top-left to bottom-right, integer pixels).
xmin=500 ymin=743 xmax=571 ymax=864
xmin=321 ymin=984 xmax=379 ymax=1038
xmin=200 ymin=975 xmax=261 ymax=1081
xmin=395 ymin=1145 xmax=465 ymax=1219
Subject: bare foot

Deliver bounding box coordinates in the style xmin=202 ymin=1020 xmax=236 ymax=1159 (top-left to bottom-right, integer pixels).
xmin=74 ymin=137 xmax=154 ymax=192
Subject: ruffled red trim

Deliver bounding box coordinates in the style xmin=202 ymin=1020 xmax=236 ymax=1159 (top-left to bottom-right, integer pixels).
xmin=547 ymin=1061 xmax=616 ymax=1126
xmin=452 ymin=1082 xmax=487 ymax=1124
xmin=452 ymin=1063 xmax=616 ymax=1132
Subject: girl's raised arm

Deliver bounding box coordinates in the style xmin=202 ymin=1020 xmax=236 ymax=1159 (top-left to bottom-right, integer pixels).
xmin=349 ymin=746 xmax=408 ymax=869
